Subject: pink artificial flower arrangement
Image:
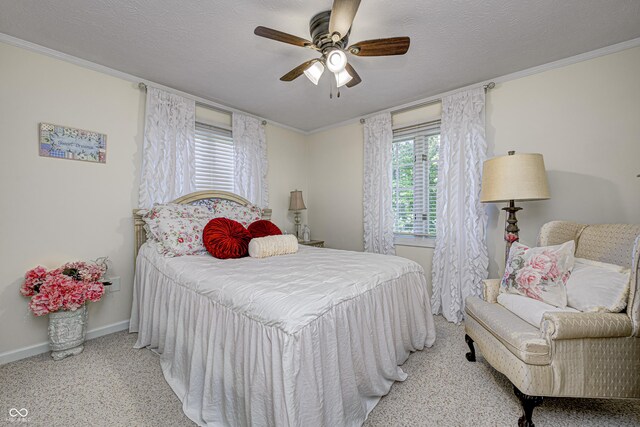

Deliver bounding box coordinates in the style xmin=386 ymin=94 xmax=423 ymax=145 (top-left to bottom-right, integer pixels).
xmin=20 ymin=260 xmax=108 ymax=316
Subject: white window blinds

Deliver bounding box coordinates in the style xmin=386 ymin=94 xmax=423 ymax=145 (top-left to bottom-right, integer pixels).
xmin=194 ymin=122 xmax=234 ymax=192
xmin=391 ymin=122 xmax=440 ymax=237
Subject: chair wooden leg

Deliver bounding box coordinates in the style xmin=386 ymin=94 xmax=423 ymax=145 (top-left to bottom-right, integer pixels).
xmin=464 ymin=334 xmax=476 ymax=362
xmin=513 ymin=386 xmax=543 ymax=427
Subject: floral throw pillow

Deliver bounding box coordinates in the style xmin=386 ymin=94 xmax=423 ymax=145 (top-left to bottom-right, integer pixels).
xmin=142 ymin=204 xmax=213 ymax=241
xmin=194 ymin=199 xmax=262 ymax=227
xmin=500 ymin=240 xmax=575 ymax=308
xmin=152 ymin=217 xmax=209 ymax=257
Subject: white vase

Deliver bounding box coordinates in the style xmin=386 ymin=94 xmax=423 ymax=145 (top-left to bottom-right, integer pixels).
xmin=48 ymin=305 xmax=87 ymax=361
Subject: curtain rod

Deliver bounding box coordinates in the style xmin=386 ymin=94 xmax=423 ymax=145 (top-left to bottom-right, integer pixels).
xmin=360 ymin=81 xmax=495 ymax=124
xmin=138 ymin=83 xmax=267 ymax=126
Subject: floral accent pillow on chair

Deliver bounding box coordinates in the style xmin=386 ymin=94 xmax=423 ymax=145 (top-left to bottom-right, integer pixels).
xmin=500 ymin=240 xmax=575 ymax=308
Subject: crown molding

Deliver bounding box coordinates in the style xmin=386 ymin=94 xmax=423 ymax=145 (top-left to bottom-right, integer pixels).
xmin=307 ymin=36 xmax=640 ymax=135
xmin=489 ymin=36 xmax=640 ymax=86
xmin=2 ymin=32 xmax=639 ymax=136
xmin=0 ymin=32 xmax=307 ymax=135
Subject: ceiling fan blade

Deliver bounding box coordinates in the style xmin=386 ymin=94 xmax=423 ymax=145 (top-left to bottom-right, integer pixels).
xmin=280 ymin=59 xmax=318 ymax=82
xmin=345 ymin=63 xmax=361 ymax=88
xmin=254 ymin=26 xmax=313 ymax=48
xmin=349 ymin=37 xmax=410 ymax=56
xmin=329 ymin=0 xmax=361 ymax=40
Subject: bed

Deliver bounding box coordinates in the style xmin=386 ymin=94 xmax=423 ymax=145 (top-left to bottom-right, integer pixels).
xmin=130 ymin=191 xmax=436 ymax=426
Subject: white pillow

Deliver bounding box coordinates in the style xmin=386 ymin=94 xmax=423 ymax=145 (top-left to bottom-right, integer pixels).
xmin=497 ymin=293 xmax=579 ymax=328
xmin=249 ymin=235 xmax=298 ymax=258
xmin=565 ymin=258 xmax=631 ymax=313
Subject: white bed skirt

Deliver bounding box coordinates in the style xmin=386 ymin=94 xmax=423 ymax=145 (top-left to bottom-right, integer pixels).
xmin=130 ymin=255 xmax=436 ymax=426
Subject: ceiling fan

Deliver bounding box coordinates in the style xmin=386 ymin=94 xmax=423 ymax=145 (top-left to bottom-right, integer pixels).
xmin=254 ymin=0 xmax=410 ymax=89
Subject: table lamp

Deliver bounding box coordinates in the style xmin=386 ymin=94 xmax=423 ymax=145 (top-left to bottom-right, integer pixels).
xmin=289 ymin=190 xmax=306 ymax=240
xmin=481 ymin=151 xmax=550 ymax=263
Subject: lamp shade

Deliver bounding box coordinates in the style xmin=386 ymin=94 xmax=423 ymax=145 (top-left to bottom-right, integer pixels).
xmin=481 ymin=153 xmax=550 ymax=203
xmin=304 ymin=61 xmax=324 ymax=85
xmin=289 ymin=190 xmax=306 ymax=211
xmin=335 ymin=69 xmax=353 ymax=88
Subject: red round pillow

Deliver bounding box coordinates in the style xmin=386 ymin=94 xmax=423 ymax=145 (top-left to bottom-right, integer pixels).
xmin=247 ymin=220 xmax=282 ymax=239
xmin=203 ymin=218 xmax=252 ymax=259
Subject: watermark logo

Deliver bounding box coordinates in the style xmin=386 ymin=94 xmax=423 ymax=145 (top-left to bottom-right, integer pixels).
xmin=7 ymin=408 xmax=29 ymax=423
xmin=9 ymin=409 xmax=28 ymax=418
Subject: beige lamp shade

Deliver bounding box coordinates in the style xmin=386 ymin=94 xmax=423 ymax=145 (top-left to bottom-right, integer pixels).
xmin=289 ymin=190 xmax=306 ymax=211
xmin=481 ymin=153 xmax=550 ymax=202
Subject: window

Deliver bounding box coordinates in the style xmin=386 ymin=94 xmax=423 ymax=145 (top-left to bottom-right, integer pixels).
xmin=391 ymin=122 xmax=440 ymax=237
xmin=194 ymin=122 xmax=234 ymax=192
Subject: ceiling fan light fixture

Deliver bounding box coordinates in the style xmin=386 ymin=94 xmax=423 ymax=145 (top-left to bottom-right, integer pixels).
xmin=303 ymin=61 xmax=325 ymax=85
xmin=335 ymin=69 xmax=353 ymax=88
xmin=254 ymin=1 xmax=410 ymax=89
xmin=326 ymin=49 xmax=347 ymax=73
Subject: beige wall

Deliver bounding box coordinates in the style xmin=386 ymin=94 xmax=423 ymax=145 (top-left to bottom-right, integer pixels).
xmin=266 ymin=125 xmax=309 ymax=234
xmin=0 ymin=41 xmax=307 ymax=358
xmin=307 ymin=123 xmax=364 ymax=251
xmin=485 ymin=46 xmax=640 ymax=276
xmin=0 ymin=41 xmax=144 ymax=356
xmin=306 ymin=46 xmax=640 ymax=290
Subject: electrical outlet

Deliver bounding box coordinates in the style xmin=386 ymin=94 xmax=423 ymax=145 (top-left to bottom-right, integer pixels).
xmin=105 ymin=276 xmax=121 ymax=293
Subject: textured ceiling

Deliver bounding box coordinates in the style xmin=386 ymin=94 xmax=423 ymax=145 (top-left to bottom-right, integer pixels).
xmin=1 ymin=0 xmax=640 ymax=131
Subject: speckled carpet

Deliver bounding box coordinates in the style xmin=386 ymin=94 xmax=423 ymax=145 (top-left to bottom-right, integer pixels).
xmin=1 ymin=316 xmax=639 ymax=426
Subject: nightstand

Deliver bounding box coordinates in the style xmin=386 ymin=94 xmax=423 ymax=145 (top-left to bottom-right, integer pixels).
xmin=300 ymin=240 xmax=324 ymax=248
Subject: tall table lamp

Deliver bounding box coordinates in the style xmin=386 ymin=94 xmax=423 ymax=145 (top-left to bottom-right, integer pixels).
xmin=481 ymin=151 xmax=550 ymax=263
xmin=289 ymin=190 xmax=306 ymax=240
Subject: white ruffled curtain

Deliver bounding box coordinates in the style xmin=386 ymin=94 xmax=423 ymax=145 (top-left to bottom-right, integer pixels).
xmin=233 ymin=113 xmax=268 ymax=208
xmin=363 ymin=112 xmax=395 ymax=255
xmin=431 ymin=88 xmax=489 ymax=323
xmin=139 ymin=87 xmax=196 ymax=208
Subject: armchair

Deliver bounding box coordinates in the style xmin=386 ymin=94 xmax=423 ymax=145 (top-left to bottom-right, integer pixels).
xmin=464 ymin=221 xmax=640 ymax=427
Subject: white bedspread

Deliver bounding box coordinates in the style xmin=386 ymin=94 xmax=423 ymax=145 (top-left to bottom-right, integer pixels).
xmin=130 ymin=242 xmax=436 ymax=426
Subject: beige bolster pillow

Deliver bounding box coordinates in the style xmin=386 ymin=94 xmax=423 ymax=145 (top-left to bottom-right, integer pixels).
xmin=249 ymin=235 xmax=299 ymax=258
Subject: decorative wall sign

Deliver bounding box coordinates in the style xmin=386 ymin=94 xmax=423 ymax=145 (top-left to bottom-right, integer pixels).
xmin=39 ymin=123 xmax=107 ymax=163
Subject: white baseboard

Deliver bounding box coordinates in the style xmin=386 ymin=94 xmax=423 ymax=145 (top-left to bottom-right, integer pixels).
xmin=0 ymin=319 xmax=130 ymax=365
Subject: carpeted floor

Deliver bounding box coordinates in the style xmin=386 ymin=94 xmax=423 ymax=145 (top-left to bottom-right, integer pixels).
xmin=1 ymin=316 xmax=638 ymax=426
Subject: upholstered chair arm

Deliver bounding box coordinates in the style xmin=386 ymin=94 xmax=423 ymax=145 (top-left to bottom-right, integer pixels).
xmin=541 ymin=312 xmax=632 ymax=341
xmin=482 ymin=279 xmax=501 ymax=303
